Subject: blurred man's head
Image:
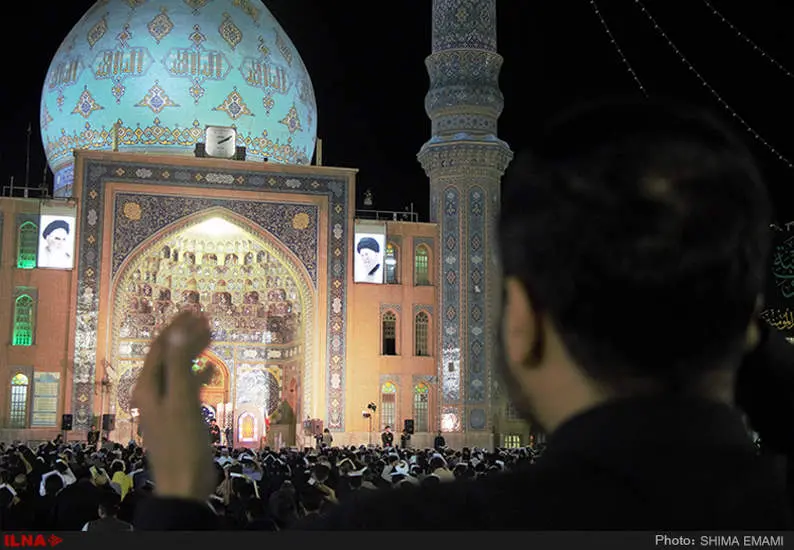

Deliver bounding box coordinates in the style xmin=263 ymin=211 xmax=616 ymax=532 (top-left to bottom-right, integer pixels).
xmin=43 ymin=473 xmax=63 ymax=496
xmin=98 ymin=492 xmax=121 ymax=519
xmin=301 ymin=486 xmax=325 ymax=514
xmin=313 ymin=462 xmax=330 ymax=483
xmin=498 ymin=98 xmax=770 ymax=433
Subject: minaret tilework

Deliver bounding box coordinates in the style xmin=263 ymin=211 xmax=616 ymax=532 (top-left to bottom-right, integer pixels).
xmin=418 ymin=0 xmax=513 ymax=440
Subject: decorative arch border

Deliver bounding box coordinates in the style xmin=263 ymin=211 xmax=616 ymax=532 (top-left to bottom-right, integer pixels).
xmin=70 ymin=154 xmax=351 ymax=431
xmin=111 ymin=206 xmax=315 ymax=289
xmin=197 ymin=348 xmax=232 ymax=384
xmin=108 ymin=205 xmax=316 ymax=423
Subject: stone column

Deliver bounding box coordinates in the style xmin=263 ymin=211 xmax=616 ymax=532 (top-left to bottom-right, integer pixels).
xmin=418 ymin=0 xmax=512 ymax=448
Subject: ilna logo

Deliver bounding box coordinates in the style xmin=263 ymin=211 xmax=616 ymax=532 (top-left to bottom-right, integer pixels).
xmin=2 ymin=535 xmax=63 ymax=547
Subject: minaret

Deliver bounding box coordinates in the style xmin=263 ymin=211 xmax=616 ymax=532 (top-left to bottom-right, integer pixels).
xmin=418 ymin=0 xmax=512 ymax=448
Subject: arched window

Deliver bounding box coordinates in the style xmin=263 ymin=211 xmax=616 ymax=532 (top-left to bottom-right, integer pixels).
xmin=9 ymin=373 xmax=29 ymax=428
xmin=382 ymin=311 xmax=397 ymax=355
xmin=380 ymin=382 xmax=397 ymax=430
xmin=384 ymin=242 xmax=398 ymax=284
xmin=12 ymin=295 xmax=34 ymax=346
xmin=414 ymin=311 xmax=430 ymax=356
xmin=17 ymin=221 xmax=38 ymax=269
xmin=414 ymin=245 xmax=430 ymax=285
xmin=413 ymin=383 xmax=429 ymax=432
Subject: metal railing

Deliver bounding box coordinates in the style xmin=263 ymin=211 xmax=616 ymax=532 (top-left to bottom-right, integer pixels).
xmin=355 ymin=209 xmax=419 ymax=223
xmin=1 ymin=186 xmax=49 ymax=199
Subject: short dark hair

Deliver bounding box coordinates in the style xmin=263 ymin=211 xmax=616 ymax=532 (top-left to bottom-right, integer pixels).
xmin=301 ymin=486 xmax=325 ymax=512
xmin=499 ymin=97 xmax=771 ymax=390
xmin=99 ymin=491 xmax=120 ymax=515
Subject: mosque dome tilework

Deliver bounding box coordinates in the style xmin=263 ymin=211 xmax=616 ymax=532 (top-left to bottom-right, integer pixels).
xmin=41 ymin=0 xmax=317 ymax=196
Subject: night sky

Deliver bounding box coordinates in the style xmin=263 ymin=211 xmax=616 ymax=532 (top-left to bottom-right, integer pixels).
xmin=3 ymin=0 xmax=793 ymax=222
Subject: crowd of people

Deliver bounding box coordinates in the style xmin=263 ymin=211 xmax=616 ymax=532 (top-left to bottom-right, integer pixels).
xmin=0 ymin=436 xmax=543 ymax=530
xmin=0 ymin=439 xmax=145 ymax=530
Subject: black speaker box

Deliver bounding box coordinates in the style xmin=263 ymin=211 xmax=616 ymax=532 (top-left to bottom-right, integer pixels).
xmin=404 ymin=419 xmax=415 ymax=434
xmin=101 ymin=413 xmax=116 ymax=432
xmin=61 ymin=414 xmax=73 ymax=431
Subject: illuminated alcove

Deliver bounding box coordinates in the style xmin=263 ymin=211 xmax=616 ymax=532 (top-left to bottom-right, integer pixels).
xmin=110 ymin=210 xmax=314 ymax=445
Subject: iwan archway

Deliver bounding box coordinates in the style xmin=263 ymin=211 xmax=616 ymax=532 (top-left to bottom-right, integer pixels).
xmin=109 ymin=208 xmax=315 ymax=447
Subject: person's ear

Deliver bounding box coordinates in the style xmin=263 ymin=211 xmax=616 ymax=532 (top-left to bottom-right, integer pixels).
xmin=503 ymin=278 xmax=545 ymax=369
xmin=745 ymin=295 xmax=766 ymax=351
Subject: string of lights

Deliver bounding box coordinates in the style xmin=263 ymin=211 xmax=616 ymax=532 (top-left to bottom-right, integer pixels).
xmin=633 ymin=0 xmax=793 ymax=169
xmin=700 ymin=0 xmax=794 ymax=79
xmin=588 ymin=0 xmax=648 ymax=97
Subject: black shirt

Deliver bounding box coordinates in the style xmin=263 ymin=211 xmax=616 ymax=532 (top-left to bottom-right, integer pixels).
xmin=209 ymin=425 xmax=221 ymax=445
xmin=299 ymin=398 xmax=794 ymax=530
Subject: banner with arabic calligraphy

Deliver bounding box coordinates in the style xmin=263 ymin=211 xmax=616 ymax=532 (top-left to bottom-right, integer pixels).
xmin=762 ymin=226 xmax=794 ymax=336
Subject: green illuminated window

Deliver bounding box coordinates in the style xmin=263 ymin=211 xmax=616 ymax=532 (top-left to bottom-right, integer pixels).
xmin=9 ymin=373 xmax=29 ymax=428
xmin=12 ymin=295 xmax=34 ymax=346
xmin=414 ymin=245 xmax=429 ymax=285
xmin=16 ymin=221 xmax=38 ymax=269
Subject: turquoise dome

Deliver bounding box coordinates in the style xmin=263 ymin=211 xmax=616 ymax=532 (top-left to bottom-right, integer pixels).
xmin=41 ymin=0 xmax=317 ymax=197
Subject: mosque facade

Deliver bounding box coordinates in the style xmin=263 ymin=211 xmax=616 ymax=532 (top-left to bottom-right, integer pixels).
xmin=0 ymin=0 xmax=531 ymax=449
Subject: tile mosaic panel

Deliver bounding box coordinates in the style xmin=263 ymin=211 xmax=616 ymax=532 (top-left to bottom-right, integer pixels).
xmin=440 ymin=186 xmax=461 ymax=413
xmin=432 ymin=0 xmax=497 ymax=52
xmin=466 ymin=187 xmax=486 ymax=410
xmin=112 ymin=193 xmax=319 ymax=283
xmin=72 ymin=157 xmax=350 ymax=431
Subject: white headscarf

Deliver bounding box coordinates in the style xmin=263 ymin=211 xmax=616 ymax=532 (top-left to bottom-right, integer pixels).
xmin=56 ymin=460 xmax=77 ymax=486
xmin=39 ymin=471 xmax=64 ymax=497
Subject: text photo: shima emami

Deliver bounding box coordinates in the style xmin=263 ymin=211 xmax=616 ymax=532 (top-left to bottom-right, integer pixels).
xmin=655 ymin=534 xmax=785 ymax=548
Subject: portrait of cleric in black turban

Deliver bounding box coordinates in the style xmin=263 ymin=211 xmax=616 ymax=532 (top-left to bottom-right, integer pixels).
xmin=354 ymin=235 xmax=384 ymax=283
xmin=38 ymin=217 xmax=74 ymax=269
